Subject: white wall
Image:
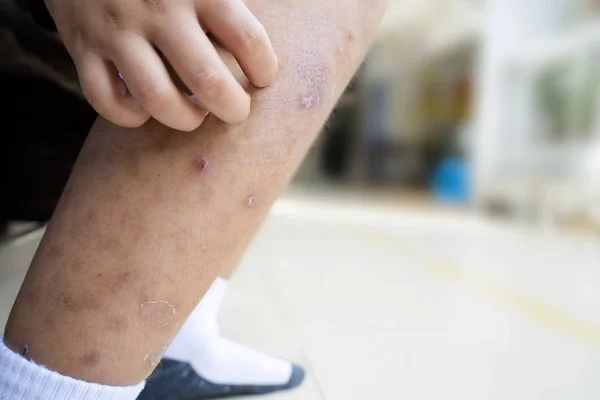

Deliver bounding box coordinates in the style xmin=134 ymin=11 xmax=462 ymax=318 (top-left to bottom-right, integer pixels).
xmin=472 ymin=0 xmax=574 ymax=198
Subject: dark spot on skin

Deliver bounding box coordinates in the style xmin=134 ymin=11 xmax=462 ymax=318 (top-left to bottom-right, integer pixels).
xmin=97 ymin=273 xmax=103 ymax=278
xmin=106 ymin=315 xmax=129 ymax=332
xmin=69 ymin=255 xmax=84 ymax=273
xmin=85 ymin=209 xmax=99 ymax=226
xmin=56 ymin=290 xmax=99 ymax=312
xmin=82 ymin=291 xmax=100 ymax=310
xmin=80 ymin=350 xmax=101 ymax=367
xmin=58 ymin=292 xmax=78 ymax=311
xmin=102 ymin=270 xmax=135 ymax=294
xmin=26 ymin=292 xmax=37 ymax=307
xmin=347 ymin=30 xmax=355 ymax=41
xmin=117 ymin=271 xmax=132 ymax=283
xmin=47 ymin=245 xmax=65 ymax=262
xmin=195 ymin=156 xmax=210 ymax=173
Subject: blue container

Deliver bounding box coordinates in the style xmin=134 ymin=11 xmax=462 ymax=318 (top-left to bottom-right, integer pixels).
xmin=432 ymin=158 xmax=470 ymax=204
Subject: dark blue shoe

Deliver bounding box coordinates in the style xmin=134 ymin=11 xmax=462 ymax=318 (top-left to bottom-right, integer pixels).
xmin=137 ymin=358 xmax=305 ymax=400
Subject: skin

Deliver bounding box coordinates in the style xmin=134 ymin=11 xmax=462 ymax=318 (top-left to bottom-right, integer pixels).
xmin=46 ymin=0 xmax=279 ymax=130
xmin=5 ymin=0 xmax=386 ymax=386
xmin=218 ymin=252 xmax=246 ymax=280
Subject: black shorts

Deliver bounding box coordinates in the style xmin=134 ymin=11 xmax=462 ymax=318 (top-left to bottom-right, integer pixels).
xmin=1 ymin=0 xmax=97 ymax=222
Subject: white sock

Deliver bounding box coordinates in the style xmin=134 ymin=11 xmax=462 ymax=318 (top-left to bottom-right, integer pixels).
xmin=0 ymin=336 xmax=145 ymax=400
xmin=165 ymin=277 xmax=293 ymax=386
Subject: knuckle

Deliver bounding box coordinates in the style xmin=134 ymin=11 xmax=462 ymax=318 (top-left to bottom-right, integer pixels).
xmin=238 ymin=26 xmax=266 ymax=49
xmin=192 ymin=68 xmax=224 ymax=96
xmin=211 ymin=0 xmax=237 ymax=12
xmin=137 ymin=81 xmax=170 ymax=108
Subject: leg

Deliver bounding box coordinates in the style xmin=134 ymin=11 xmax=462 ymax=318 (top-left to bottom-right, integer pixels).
xmin=3 ymin=0 xmax=386 ymax=394
xmin=158 ymin=259 xmax=291 ymax=398
xmin=219 ymin=251 xmax=244 ymax=281
xmin=156 ymin=232 xmax=291 ymax=399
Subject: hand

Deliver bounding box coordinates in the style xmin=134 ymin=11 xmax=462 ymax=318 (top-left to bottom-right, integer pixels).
xmin=45 ymin=0 xmax=278 ymax=131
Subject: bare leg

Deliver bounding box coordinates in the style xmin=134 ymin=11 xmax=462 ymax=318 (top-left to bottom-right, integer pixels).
xmin=219 ymin=267 xmax=237 ymax=281
xmin=218 ymin=237 xmax=251 ymax=280
xmin=4 ymin=0 xmax=386 ymax=387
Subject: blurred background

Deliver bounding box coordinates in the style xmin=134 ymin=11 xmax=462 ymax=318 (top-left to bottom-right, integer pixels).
xmin=1 ymin=0 xmax=600 ymax=232
xmin=295 ymin=0 xmax=600 ymax=235
xmin=1 ymin=0 xmax=599 ymax=399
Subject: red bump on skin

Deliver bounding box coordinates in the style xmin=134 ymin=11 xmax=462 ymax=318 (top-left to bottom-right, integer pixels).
xmin=195 ymin=156 xmax=210 ymax=173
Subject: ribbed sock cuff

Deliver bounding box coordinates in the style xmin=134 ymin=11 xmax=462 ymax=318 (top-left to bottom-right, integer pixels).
xmin=0 ymin=336 xmax=145 ymax=400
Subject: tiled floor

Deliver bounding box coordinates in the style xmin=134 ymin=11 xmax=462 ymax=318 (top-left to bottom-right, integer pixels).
xmin=1 ymin=191 xmax=599 ymax=399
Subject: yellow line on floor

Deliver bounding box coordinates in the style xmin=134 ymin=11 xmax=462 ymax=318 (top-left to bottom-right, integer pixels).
xmin=360 ymin=229 xmax=600 ymax=348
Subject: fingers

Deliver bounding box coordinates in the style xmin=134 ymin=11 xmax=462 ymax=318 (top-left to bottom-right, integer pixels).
xmin=153 ymin=16 xmax=251 ymax=124
xmin=112 ymin=34 xmax=208 ymax=132
xmin=198 ymin=0 xmax=278 ymax=88
xmin=75 ymin=52 xmax=150 ymax=128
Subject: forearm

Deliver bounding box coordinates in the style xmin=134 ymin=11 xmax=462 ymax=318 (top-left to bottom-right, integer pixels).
xmin=5 ymin=0 xmax=386 ymax=386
